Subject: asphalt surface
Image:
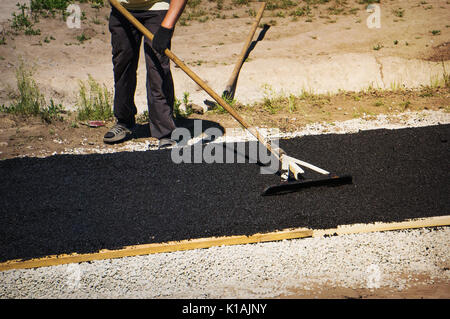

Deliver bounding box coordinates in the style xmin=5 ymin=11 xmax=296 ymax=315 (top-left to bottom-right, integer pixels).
xmin=0 ymin=124 xmax=449 ymax=262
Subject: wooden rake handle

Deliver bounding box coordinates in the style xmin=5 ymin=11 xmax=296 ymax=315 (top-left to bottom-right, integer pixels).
xmin=109 ymin=0 xmax=281 ymax=161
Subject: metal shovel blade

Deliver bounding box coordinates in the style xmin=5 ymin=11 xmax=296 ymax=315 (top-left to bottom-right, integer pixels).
xmin=261 ymin=174 xmax=353 ymax=196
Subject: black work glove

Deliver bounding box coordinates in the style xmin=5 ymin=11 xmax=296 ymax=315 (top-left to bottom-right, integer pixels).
xmin=152 ymin=26 xmax=173 ymax=55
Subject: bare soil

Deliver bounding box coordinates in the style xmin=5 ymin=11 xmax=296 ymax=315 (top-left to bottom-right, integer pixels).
xmin=0 ymin=0 xmax=449 ymax=106
xmin=279 ymin=279 xmax=450 ymax=299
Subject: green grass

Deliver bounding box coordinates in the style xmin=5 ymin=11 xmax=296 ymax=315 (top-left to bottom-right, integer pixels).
xmin=288 ymin=94 xmax=296 ymax=113
xmin=247 ymin=8 xmax=256 ymax=17
xmin=419 ymin=85 xmax=434 ymax=97
xmin=263 ymin=97 xmax=282 ymax=114
xmin=176 ymin=0 xmax=384 ymax=25
xmin=265 ymin=0 xmax=297 ymax=11
xmin=187 ymin=0 xmax=202 ymax=9
xmin=374 ymin=99 xmax=384 ymax=107
xmin=260 ymin=84 xmax=282 ymax=114
xmin=232 ymin=0 xmax=249 ymax=6
xmin=392 ymin=8 xmax=404 ymax=18
xmin=208 ymin=94 xmax=238 ymax=115
xmin=243 ymin=87 xmax=335 ymax=116
xmin=10 ymin=3 xmax=41 ymax=35
xmin=290 ymin=6 xmax=312 ymax=17
xmin=25 ymin=27 xmax=41 ymax=36
xmin=30 ymin=0 xmax=72 ymax=12
xmin=43 ymin=35 xmax=56 ymax=43
xmin=91 ymin=16 xmax=102 ymax=25
xmin=10 ymin=0 xmax=106 ymax=34
xmin=89 ymin=0 xmax=106 ymax=9
xmin=76 ymin=75 xmax=113 ymax=121
xmin=328 ymin=6 xmax=345 ymax=15
xmin=216 ymin=0 xmax=223 ymax=10
xmin=10 ymin=3 xmax=34 ymax=30
xmin=373 ymin=43 xmax=383 ymax=51
xmin=40 ymin=98 xmax=65 ymax=123
xmin=173 ymin=92 xmax=194 ymax=118
xmin=76 ymin=33 xmax=90 ymax=43
xmin=173 ymin=97 xmax=183 ymax=118
xmin=30 ymin=0 xmax=105 ymax=14
xmin=398 ymin=100 xmax=411 ymax=110
xmin=348 ymin=7 xmax=359 ymax=15
xmin=297 ymin=90 xmax=331 ymax=108
xmin=136 ymin=110 xmax=149 ymax=123
xmin=182 ymin=92 xmax=193 ymax=116
xmin=0 ymin=61 xmax=64 ymax=123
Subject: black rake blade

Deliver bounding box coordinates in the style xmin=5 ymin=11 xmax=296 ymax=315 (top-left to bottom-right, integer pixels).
xmin=262 ymin=174 xmax=353 ymax=196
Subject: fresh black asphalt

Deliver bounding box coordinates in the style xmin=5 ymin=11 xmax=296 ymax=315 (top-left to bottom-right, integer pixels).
xmin=0 ymin=124 xmax=448 ymax=262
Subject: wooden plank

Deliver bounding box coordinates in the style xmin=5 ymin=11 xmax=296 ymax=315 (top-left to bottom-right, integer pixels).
xmin=0 ymin=228 xmax=313 ymax=271
xmin=1 ymin=216 xmax=448 ymax=272
xmin=313 ymin=215 xmax=450 ymax=237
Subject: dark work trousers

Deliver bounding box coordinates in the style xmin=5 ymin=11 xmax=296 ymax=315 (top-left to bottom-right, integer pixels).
xmin=109 ymin=7 xmax=176 ymax=139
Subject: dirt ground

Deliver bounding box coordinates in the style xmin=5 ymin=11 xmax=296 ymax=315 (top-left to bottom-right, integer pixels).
xmin=284 ymin=283 xmax=450 ymax=299
xmin=0 ymin=0 xmax=449 ymax=106
xmin=0 ymin=0 xmax=449 ymax=299
xmin=280 ymin=278 xmax=450 ymax=299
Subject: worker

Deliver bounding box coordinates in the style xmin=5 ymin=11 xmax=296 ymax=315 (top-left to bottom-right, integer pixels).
xmin=104 ymin=0 xmax=187 ymax=148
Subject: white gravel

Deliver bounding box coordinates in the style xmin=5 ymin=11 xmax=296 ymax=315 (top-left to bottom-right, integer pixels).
xmin=0 ymin=227 xmax=448 ymax=298
xmin=14 ymin=110 xmax=450 ymax=159
xmin=62 ymin=109 xmax=450 ymax=155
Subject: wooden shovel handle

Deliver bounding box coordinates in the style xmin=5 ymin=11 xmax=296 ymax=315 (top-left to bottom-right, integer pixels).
xmin=223 ymin=2 xmax=266 ymax=98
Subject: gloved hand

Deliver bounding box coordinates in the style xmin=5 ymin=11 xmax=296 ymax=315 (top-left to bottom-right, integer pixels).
xmin=152 ymin=26 xmax=173 ymax=55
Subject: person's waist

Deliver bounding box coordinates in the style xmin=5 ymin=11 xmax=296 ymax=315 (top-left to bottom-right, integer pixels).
xmin=118 ymin=0 xmax=170 ymax=11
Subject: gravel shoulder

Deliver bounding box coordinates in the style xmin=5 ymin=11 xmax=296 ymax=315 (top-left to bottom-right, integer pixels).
xmin=1 ymin=227 xmax=448 ymax=299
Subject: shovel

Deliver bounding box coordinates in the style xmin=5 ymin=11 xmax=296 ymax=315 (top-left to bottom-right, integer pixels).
xmin=222 ymin=2 xmax=266 ymax=100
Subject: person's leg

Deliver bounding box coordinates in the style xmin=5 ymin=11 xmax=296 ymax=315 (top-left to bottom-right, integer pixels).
xmin=109 ymin=7 xmax=143 ymax=128
xmin=140 ymin=10 xmax=176 ymax=140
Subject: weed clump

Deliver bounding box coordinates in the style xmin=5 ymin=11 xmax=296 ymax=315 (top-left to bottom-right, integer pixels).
xmin=174 ymin=92 xmax=194 ymax=118
xmin=10 ymin=3 xmax=41 ymax=36
xmin=9 ymin=0 xmax=105 ymax=35
xmin=0 ymin=61 xmax=64 ymax=123
xmin=76 ymin=75 xmax=114 ymax=121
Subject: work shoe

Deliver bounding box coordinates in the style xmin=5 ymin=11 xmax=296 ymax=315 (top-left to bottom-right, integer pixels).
xmin=158 ymin=137 xmax=178 ymax=149
xmin=103 ymin=123 xmax=133 ymax=144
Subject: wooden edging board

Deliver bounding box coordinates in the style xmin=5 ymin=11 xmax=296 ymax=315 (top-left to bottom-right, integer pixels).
xmin=0 ymin=215 xmax=448 ymax=271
